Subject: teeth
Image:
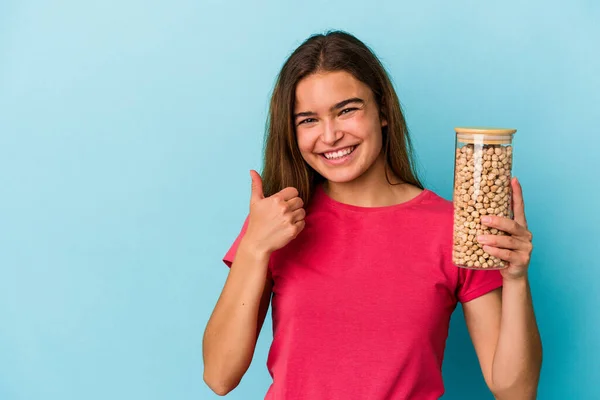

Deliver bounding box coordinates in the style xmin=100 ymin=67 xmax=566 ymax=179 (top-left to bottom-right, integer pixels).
xmin=324 ymin=146 xmax=355 ymax=159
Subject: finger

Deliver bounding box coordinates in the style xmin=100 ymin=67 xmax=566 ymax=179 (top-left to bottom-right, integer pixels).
xmin=291 ymin=208 xmax=306 ymax=223
xmin=292 ymin=220 xmax=306 ymax=237
xmin=250 ymin=170 xmax=264 ymax=203
xmin=481 ymin=215 xmax=529 ymax=238
xmin=286 ymin=197 xmax=304 ymax=211
xmin=477 ymin=234 xmax=531 ymax=251
xmin=277 ymin=186 xmax=300 ymax=201
xmin=511 ymin=177 xmax=528 ymax=229
xmin=481 ymin=245 xmax=521 ymax=265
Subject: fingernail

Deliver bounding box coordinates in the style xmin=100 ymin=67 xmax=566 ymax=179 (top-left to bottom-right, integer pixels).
xmin=481 ymin=216 xmax=491 ymax=224
xmin=477 ymin=235 xmax=487 ymax=243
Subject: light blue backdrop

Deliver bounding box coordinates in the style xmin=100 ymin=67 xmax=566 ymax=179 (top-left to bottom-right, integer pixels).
xmin=1 ymin=1 xmax=598 ymax=399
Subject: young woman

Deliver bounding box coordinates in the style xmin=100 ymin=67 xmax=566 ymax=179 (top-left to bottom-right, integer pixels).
xmin=202 ymin=31 xmax=542 ymax=400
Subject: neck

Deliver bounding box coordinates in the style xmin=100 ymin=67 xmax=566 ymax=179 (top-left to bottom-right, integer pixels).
xmin=324 ymin=152 xmax=417 ymax=207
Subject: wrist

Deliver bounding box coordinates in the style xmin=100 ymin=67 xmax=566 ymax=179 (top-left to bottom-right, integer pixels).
xmin=238 ymin=237 xmax=272 ymax=262
xmin=502 ymin=272 xmax=529 ymax=287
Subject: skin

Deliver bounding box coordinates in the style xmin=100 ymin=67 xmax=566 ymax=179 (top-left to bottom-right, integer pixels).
xmin=294 ymin=70 xmax=542 ymax=399
xmin=465 ymin=177 xmax=542 ymax=399
xmin=294 ymin=70 xmax=423 ymax=207
xmin=202 ymin=173 xmax=304 ymax=395
xmin=203 ymin=70 xmax=542 ymax=398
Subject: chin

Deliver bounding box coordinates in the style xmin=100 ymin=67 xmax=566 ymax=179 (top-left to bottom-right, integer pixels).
xmin=318 ymin=170 xmax=361 ymax=183
xmin=310 ymin=161 xmax=366 ymax=183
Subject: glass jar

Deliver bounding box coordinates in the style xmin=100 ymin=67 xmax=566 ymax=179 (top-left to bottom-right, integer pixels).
xmin=452 ymin=127 xmax=516 ymax=269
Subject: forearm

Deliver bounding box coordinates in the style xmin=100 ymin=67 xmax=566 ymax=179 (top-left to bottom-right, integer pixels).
xmin=203 ymin=241 xmax=270 ymax=392
xmin=492 ymin=276 xmax=542 ymax=399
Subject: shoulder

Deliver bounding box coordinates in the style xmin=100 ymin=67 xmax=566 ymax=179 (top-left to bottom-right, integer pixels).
xmin=416 ymin=188 xmax=453 ymax=215
xmin=405 ymin=188 xmax=455 ymax=239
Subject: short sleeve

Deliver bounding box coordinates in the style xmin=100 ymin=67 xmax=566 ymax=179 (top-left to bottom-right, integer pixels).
xmin=223 ymin=216 xmax=250 ymax=268
xmin=456 ymin=267 xmax=503 ymax=303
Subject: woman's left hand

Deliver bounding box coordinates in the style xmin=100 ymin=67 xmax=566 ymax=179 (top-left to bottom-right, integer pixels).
xmin=477 ymin=177 xmax=534 ymax=281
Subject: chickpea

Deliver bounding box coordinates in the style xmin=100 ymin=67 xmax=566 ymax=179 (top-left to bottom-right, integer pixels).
xmin=453 ymin=143 xmax=513 ymax=269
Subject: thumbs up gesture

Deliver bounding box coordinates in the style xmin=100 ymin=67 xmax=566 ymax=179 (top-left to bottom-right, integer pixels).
xmin=244 ymin=170 xmax=306 ymax=255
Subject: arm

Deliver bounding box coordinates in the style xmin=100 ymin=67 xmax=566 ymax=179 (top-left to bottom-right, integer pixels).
xmin=463 ymin=280 xmax=542 ymax=399
xmin=202 ymin=240 xmax=273 ymax=396
xmin=464 ymin=177 xmax=542 ymax=399
xmin=203 ymin=171 xmax=305 ymax=396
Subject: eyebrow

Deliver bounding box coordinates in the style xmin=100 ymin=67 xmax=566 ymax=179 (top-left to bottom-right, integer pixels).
xmin=294 ymin=97 xmax=365 ymax=119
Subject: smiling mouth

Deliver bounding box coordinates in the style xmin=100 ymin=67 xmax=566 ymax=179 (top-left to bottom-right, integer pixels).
xmin=321 ymin=145 xmax=357 ymax=160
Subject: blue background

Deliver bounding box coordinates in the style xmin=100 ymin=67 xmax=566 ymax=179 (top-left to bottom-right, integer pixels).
xmin=1 ymin=1 xmax=598 ymax=399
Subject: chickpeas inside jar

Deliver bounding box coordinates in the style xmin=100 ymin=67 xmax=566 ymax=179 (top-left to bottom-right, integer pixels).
xmin=452 ymin=127 xmax=516 ymax=269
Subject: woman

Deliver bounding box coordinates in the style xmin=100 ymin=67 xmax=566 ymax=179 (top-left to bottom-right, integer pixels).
xmin=203 ymin=30 xmax=542 ymax=399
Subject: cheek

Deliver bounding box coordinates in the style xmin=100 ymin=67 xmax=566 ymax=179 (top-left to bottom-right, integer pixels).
xmin=296 ymin=130 xmax=318 ymax=154
xmin=343 ymin=114 xmax=383 ymax=148
xmin=341 ymin=113 xmax=364 ymax=132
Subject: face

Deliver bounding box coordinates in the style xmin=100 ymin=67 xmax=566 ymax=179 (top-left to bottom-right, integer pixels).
xmin=293 ymin=70 xmax=387 ymax=183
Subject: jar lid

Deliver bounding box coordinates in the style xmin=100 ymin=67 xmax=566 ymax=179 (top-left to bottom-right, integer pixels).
xmin=454 ymin=127 xmax=517 ymax=135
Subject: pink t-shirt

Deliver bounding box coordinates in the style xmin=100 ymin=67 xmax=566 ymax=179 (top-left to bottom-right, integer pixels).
xmin=223 ymin=184 xmax=502 ymax=399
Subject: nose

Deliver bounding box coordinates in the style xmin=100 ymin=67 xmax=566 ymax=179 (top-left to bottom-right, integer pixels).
xmin=321 ymin=119 xmax=343 ymax=145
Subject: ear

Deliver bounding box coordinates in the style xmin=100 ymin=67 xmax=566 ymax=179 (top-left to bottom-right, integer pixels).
xmin=379 ymin=102 xmax=388 ymax=127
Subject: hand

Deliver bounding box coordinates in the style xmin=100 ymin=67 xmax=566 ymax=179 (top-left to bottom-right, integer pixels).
xmin=477 ymin=177 xmax=533 ymax=281
xmin=243 ymin=170 xmax=306 ymax=255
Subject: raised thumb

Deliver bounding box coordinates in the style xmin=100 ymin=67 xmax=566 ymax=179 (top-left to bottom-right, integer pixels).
xmin=250 ymin=170 xmax=264 ymax=202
